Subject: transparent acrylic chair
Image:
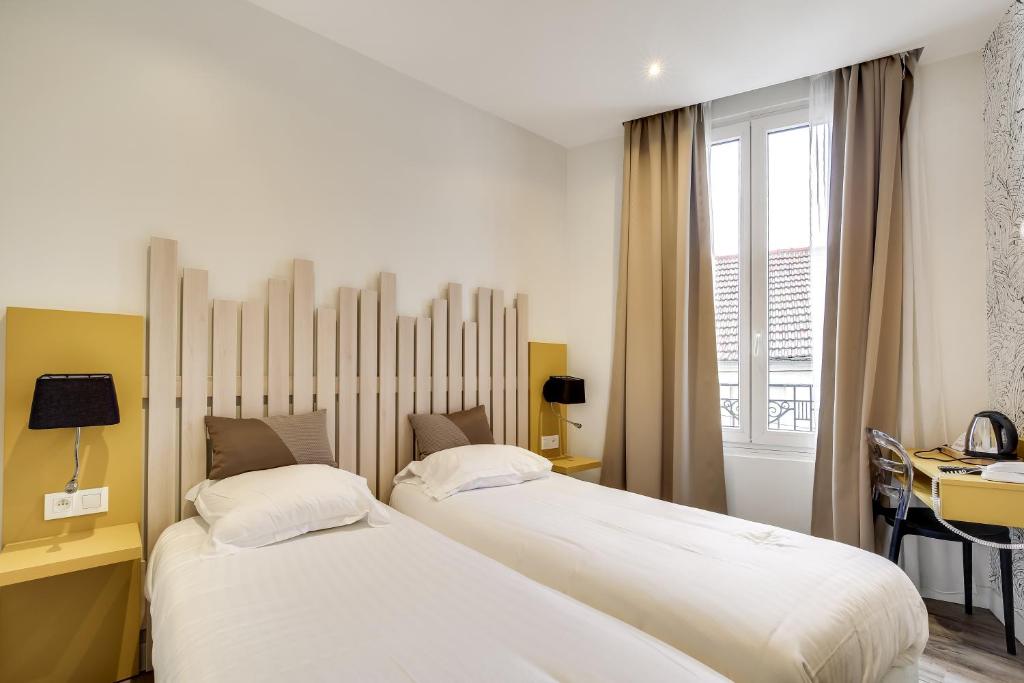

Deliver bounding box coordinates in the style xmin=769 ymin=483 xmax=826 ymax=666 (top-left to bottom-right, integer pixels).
xmin=866 ymin=427 xmax=1016 ymax=654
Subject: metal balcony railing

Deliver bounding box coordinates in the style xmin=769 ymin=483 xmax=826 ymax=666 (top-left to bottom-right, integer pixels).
xmin=719 ymin=383 xmax=815 ymax=432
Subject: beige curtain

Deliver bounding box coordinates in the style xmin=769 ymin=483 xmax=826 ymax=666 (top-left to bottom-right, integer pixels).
xmin=812 ymin=52 xmax=919 ymax=549
xmin=600 ymin=106 xmax=726 ymax=512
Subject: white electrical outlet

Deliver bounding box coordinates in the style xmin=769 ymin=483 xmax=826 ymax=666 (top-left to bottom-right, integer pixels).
xmin=541 ymin=434 xmax=560 ymax=450
xmin=44 ymin=486 xmax=109 ymax=520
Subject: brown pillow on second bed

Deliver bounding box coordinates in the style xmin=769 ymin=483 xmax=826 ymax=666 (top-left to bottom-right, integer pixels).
xmin=408 ymin=405 xmax=494 ymax=458
xmin=205 ymin=410 xmax=336 ymax=479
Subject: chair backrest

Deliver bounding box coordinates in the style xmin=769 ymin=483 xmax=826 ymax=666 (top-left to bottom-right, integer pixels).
xmin=865 ymin=428 xmax=913 ymax=521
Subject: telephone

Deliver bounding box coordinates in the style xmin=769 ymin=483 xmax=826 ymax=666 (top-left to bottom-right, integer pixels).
xmin=981 ymin=460 xmax=1024 ymax=484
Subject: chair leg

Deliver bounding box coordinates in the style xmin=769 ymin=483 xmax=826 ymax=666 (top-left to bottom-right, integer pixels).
xmin=999 ymin=548 xmax=1016 ymax=656
xmin=962 ymin=541 xmax=973 ymax=615
xmin=887 ymin=519 xmax=904 ymax=563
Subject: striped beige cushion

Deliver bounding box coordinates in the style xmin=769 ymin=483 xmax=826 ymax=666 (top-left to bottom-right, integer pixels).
xmin=408 ymin=405 xmax=494 ymax=458
xmin=205 ymin=410 xmax=335 ymax=480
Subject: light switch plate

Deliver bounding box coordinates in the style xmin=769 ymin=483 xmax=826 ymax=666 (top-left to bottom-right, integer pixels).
xmin=541 ymin=434 xmax=560 ymax=450
xmin=44 ymin=486 xmax=109 ymax=520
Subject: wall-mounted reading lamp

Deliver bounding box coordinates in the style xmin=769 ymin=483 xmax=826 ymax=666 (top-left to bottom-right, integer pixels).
xmin=542 ymin=375 xmax=585 ymax=457
xmin=28 ymin=374 xmax=120 ymax=493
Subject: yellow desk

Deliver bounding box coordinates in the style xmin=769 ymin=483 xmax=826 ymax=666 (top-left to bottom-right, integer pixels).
xmin=908 ymin=450 xmax=1024 ymax=528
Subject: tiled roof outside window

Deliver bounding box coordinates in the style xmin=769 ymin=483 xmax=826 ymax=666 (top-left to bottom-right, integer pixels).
xmin=713 ymin=247 xmax=812 ymax=362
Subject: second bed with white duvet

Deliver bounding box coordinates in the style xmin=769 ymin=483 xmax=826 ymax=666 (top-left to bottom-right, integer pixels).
xmin=390 ymin=453 xmax=929 ymax=683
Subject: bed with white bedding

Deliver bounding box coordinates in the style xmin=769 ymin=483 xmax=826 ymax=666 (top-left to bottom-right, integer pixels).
xmin=390 ymin=470 xmax=929 ymax=683
xmin=146 ymin=511 xmax=726 ymax=682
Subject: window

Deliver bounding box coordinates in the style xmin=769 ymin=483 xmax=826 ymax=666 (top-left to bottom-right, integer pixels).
xmin=709 ymin=108 xmax=823 ymax=449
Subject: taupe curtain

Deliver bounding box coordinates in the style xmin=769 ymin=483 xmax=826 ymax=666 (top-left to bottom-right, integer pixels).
xmin=600 ymin=106 xmax=727 ymax=512
xmin=812 ymin=52 xmax=919 ymax=549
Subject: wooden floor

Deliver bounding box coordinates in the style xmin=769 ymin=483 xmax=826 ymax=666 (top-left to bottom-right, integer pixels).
xmin=129 ymin=599 xmax=1020 ymax=682
xmin=920 ymin=598 xmax=1023 ymax=682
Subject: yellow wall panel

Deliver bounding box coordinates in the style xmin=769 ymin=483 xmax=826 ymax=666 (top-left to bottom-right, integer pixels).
xmin=3 ymin=307 xmax=143 ymax=544
xmin=528 ymin=342 xmax=567 ymax=458
xmin=0 ymin=560 xmax=141 ymax=683
xmin=2 ymin=307 xmax=144 ymax=681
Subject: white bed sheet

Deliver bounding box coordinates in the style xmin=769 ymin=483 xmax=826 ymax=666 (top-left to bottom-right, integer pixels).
xmin=390 ymin=474 xmax=929 ymax=683
xmin=146 ymin=512 xmax=725 ymax=683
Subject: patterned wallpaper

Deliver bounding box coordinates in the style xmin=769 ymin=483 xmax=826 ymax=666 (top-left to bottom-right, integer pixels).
xmin=982 ymin=0 xmax=1024 ymax=613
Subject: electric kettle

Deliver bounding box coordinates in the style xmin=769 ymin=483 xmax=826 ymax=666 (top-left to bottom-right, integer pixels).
xmin=964 ymin=411 xmax=1019 ymax=460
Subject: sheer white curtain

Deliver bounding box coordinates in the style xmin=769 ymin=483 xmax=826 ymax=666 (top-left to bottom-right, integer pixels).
xmin=899 ymin=96 xmax=951 ymax=452
xmin=895 ymin=79 xmax=963 ymax=597
xmin=808 ymin=73 xmax=831 ymax=428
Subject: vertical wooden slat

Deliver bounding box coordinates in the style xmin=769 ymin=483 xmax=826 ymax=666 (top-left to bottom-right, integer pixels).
xmin=240 ymin=300 xmax=265 ymax=418
xmin=180 ymin=269 xmax=209 ymax=511
xmin=337 ymin=288 xmax=359 ymax=473
xmin=292 ymin=259 xmax=315 ymax=414
xmin=504 ymin=308 xmax=517 ymax=446
xmin=359 ymin=289 xmax=379 ymax=496
xmin=415 ymin=316 xmax=431 ymax=418
xmin=397 ymin=316 xmax=415 ymax=473
xmin=316 ymin=308 xmax=337 ymax=457
xmin=477 ymin=289 xmax=492 ymax=423
xmin=212 ymin=300 xmax=239 ymax=418
xmin=432 ymin=299 xmax=447 ymax=414
xmin=447 ymin=283 xmax=463 ymax=413
xmin=464 ymin=322 xmax=478 ymax=409
xmin=267 ymin=278 xmax=290 ymax=416
xmin=378 ymin=273 xmax=397 ymax=503
xmin=147 ymin=237 xmax=178 ymax=555
xmin=491 ymin=289 xmax=505 ymax=443
xmin=516 ymin=294 xmax=529 ymax=449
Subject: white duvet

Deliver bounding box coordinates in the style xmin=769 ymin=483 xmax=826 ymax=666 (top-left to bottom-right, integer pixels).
xmin=146 ymin=512 xmax=725 ymax=682
xmin=390 ymin=474 xmax=929 ymax=683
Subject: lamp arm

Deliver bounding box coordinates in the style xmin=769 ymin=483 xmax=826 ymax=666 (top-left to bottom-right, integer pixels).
xmin=548 ymin=401 xmax=582 ymax=429
xmin=65 ymin=427 xmax=81 ymax=494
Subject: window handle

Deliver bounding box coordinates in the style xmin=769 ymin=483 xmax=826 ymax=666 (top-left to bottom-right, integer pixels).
xmin=753 ymin=332 xmax=762 ymax=357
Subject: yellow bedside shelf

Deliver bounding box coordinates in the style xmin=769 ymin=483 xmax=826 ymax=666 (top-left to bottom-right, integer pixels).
xmin=550 ymin=455 xmax=601 ymax=475
xmin=0 ymin=522 xmax=142 ymax=587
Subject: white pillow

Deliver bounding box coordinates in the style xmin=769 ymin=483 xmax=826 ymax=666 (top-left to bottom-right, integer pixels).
xmin=393 ymin=444 xmax=552 ymax=500
xmin=185 ymin=464 xmax=389 ymax=557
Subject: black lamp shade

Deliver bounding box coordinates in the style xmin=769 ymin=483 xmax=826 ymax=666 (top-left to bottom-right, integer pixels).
xmin=28 ymin=374 xmax=120 ymax=429
xmin=542 ymin=375 xmax=585 ymax=405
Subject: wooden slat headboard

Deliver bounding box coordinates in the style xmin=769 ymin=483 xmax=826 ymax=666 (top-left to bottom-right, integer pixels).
xmin=144 ymin=237 xmax=529 ymax=556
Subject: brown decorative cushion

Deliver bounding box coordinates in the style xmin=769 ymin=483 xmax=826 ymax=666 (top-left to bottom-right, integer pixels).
xmin=446 ymin=406 xmax=495 ymax=445
xmin=205 ymin=410 xmax=335 ymax=480
xmin=408 ymin=405 xmax=494 ymax=458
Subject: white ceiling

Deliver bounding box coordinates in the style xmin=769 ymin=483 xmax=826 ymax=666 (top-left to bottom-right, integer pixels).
xmin=246 ymin=0 xmax=1009 ymax=147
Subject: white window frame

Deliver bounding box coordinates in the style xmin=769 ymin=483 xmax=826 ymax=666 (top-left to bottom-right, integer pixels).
xmin=712 ymin=105 xmax=815 ymax=451
xmin=709 ymin=122 xmax=751 ymax=446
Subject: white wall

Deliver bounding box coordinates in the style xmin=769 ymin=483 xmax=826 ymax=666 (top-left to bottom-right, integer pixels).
xmin=0 ymin=0 xmax=568 ymax=337
xmin=0 ymin=0 xmax=571 ymax=545
xmin=564 ymin=52 xmax=989 ymax=534
xmin=564 ymin=138 xmax=621 ymax=462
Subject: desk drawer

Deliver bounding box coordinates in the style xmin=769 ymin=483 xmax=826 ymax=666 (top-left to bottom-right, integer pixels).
xmin=938 ymin=478 xmax=1024 ymax=528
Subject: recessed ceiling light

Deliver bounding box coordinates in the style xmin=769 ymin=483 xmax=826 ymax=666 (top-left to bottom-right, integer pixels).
xmin=647 ymin=61 xmax=663 ymax=79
